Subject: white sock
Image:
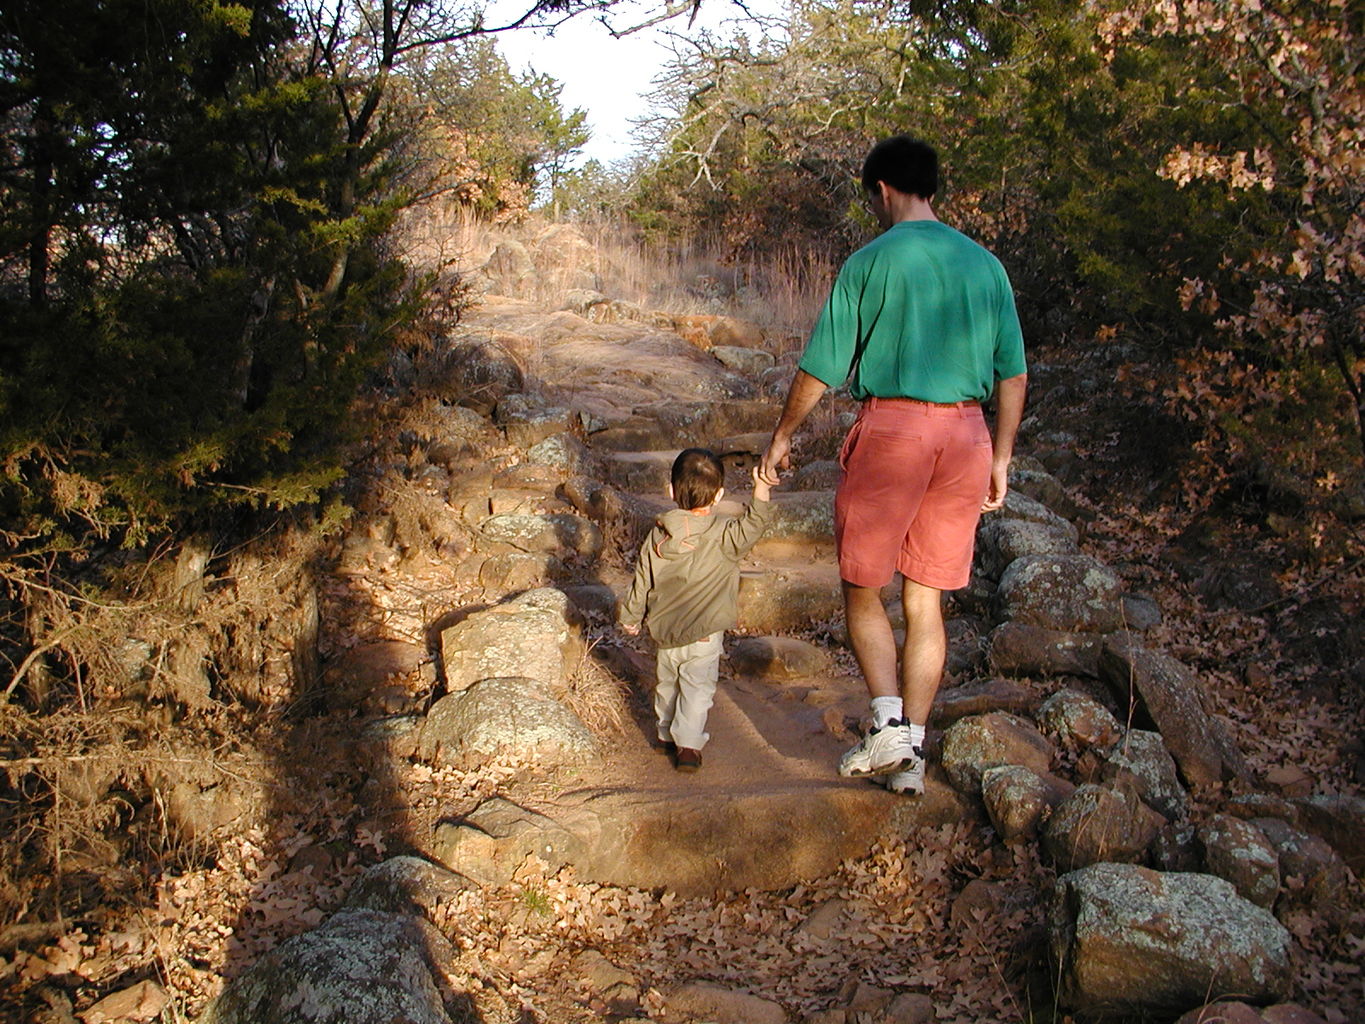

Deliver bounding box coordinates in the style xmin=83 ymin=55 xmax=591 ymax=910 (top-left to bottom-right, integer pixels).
xmin=906 ymin=722 xmax=926 ymax=749
xmin=870 ymin=697 xmax=903 ymax=729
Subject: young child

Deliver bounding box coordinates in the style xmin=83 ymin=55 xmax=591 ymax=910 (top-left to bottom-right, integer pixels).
xmin=619 ymin=448 xmax=773 ymax=772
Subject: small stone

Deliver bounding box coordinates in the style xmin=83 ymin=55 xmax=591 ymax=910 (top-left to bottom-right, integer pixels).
xmin=940 ymin=711 xmax=1055 ymax=794
xmin=930 ymin=678 xmax=1040 ymax=725
xmin=797 ymin=899 xmax=847 ymax=939
xmin=981 ymin=764 xmax=1074 ymax=842
xmin=1263 ymin=765 xmax=1313 ymax=798
xmin=846 ymin=981 xmax=892 ymax=1014
xmin=950 ymin=878 xmax=1007 ymax=928
xmin=1174 ymin=1002 xmax=1268 ymax=1024
xmin=885 ymin=993 xmax=935 ymax=1024
xmin=1199 ymin=814 xmax=1281 ymax=909
xmin=572 ymin=949 xmax=639 ymax=1011
xmin=1262 ymin=1004 xmax=1330 ymax=1024
xmin=1043 ymin=781 xmax=1164 ymax=872
xmin=987 ymin=621 xmax=1103 ymax=678
xmin=1036 ymin=688 xmax=1123 ymax=753
xmin=1151 ymin=823 xmax=1201 ymax=872
xmin=666 ymin=981 xmax=787 ymax=1024
xmin=288 ymin=844 xmax=335 ymax=877
xmin=728 ymin=636 xmax=831 ymax=680
xmin=78 ymin=980 xmax=169 ymax=1023
xmin=712 ymin=345 xmax=776 ymax=375
xmin=1101 ymin=729 xmax=1188 ymax=820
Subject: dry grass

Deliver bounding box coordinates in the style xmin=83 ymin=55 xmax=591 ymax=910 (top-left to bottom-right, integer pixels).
xmin=397 ymin=208 xmax=836 ymax=340
xmin=731 ymin=243 xmax=839 ymax=346
xmin=554 ymin=637 xmax=632 ymax=739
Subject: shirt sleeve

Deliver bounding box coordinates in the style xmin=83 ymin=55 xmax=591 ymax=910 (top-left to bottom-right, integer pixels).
xmin=798 ymin=262 xmax=863 ymax=387
xmin=618 ymin=536 xmax=657 ymax=627
xmin=721 ymin=499 xmax=772 ymax=559
xmin=992 ymin=265 xmax=1028 ymax=381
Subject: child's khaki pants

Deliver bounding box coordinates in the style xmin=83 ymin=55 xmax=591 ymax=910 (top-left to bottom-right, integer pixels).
xmin=654 ymin=631 xmax=723 ymax=750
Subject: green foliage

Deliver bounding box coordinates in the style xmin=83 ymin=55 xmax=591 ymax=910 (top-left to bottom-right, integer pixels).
xmin=0 ymin=0 xmax=420 ymax=550
xmin=549 ymin=159 xmax=632 ymax=219
xmin=406 ymin=37 xmax=590 ymax=216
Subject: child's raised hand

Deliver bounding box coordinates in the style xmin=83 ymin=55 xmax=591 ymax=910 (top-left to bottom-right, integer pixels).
xmin=751 ymin=464 xmax=775 ymax=501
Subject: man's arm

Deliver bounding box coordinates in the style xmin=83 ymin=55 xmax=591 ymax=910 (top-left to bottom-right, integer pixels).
xmin=982 ymin=372 xmax=1027 ymax=512
xmin=759 ymin=369 xmax=828 ymax=484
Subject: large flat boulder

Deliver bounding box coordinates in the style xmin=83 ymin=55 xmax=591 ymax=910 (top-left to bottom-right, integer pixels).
xmin=549 ymin=782 xmax=977 ymax=896
xmin=418 ymin=677 xmax=599 ymax=767
xmin=737 ymin=563 xmax=844 ymax=633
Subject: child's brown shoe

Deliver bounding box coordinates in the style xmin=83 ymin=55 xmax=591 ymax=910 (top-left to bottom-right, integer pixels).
xmin=675 ymin=747 xmax=702 ymax=772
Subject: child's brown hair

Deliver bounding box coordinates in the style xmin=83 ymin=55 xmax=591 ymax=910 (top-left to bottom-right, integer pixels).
xmin=671 ymin=448 xmax=725 ymax=510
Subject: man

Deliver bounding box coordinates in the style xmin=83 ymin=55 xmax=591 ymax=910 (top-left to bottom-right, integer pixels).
xmin=758 ymin=135 xmax=1027 ymax=795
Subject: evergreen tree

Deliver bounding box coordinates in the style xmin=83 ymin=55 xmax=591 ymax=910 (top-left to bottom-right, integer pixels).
xmin=0 ymin=0 xmax=417 ymax=549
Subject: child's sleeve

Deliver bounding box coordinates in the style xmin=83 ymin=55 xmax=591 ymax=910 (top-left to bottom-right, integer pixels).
xmin=721 ymin=498 xmax=772 ymax=558
xmin=619 ymin=539 xmax=655 ymax=628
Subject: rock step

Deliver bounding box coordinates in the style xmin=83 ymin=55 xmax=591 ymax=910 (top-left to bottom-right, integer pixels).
xmin=587 ymin=401 xmax=779 ymax=453
xmin=441 ymin=677 xmax=977 ymax=897
xmin=551 ymin=780 xmax=971 ymax=896
xmin=738 ymin=557 xmax=844 ymax=633
xmin=602 ymin=434 xmax=771 ymax=493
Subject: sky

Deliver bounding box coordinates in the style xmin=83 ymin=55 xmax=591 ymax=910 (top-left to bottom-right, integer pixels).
xmin=492 ymin=1 xmax=785 ymax=166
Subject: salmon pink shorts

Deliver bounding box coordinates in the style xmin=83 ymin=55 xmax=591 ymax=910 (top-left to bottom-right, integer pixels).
xmin=834 ymin=397 xmax=993 ymax=591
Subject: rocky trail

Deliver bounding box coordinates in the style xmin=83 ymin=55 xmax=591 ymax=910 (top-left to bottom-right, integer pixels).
xmin=411 ymin=291 xmax=975 ymax=900
xmin=183 ymin=226 xmax=1364 ymax=1024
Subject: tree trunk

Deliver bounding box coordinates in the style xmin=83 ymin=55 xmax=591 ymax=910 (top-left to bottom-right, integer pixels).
xmin=27 ymin=100 xmax=54 ymax=309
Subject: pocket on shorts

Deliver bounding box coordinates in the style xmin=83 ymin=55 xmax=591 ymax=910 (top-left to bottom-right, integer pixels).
xmin=837 ymin=418 xmax=866 ymax=471
xmin=866 ymin=426 xmax=925 ymax=442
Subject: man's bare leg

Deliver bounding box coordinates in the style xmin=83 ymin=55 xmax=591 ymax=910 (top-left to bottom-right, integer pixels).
xmin=842 ymin=581 xmax=899 ymax=699
xmin=900 ymin=578 xmax=947 ymax=726
xmin=837 ymin=579 xmax=921 ymax=777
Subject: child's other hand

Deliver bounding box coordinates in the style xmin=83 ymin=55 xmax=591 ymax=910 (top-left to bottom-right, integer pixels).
xmin=621 ymin=622 xmax=641 ymax=636
xmin=751 ymin=464 xmax=775 ymax=501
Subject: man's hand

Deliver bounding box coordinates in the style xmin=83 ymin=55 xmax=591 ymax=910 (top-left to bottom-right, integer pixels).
xmin=760 ymin=370 xmax=828 ymax=486
xmin=983 ymin=373 xmax=1026 ymax=514
xmin=621 ymin=622 xmax=640 ymax=637
xmin=758 ymin=436 xmax=789 ymax=486
xmin=981 ymin=461 xmax=1009 ymax=512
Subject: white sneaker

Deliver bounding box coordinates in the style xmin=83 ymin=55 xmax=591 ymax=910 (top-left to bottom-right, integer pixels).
xmin=838 ymin=720 xmax=917 ymax=778
xmin=873 ymin=752 xmax=925 ymax=795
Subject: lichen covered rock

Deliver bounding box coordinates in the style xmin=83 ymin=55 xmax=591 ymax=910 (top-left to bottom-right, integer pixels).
xmin=1036 ymin=689 xmax=1123 ymax=753
xmin=1049 ymin=863 xmax=1292 ymax=1014
xmin=1199 ymin=814 xmax=1280 ymax=910
xmin=940 ymin=712 xmax=1055 ymax=794
xmin=201 ymin=909 xmax=460 ymax=1024
xmin=1042 ymin=782 xmax=1164 ymax=872
xmin=995 ymin=555 xmax=1127 ymax=633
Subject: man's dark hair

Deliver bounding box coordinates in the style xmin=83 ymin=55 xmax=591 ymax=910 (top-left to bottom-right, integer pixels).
xmin=861 ymin=135 xmax=938 ymax=199
xmin=671 ymin=448 xmax=725 ymax=510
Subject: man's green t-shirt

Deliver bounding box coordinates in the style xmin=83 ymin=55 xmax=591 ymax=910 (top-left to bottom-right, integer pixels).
xmin=799 ymin=220 xmax=1027 ymax=402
